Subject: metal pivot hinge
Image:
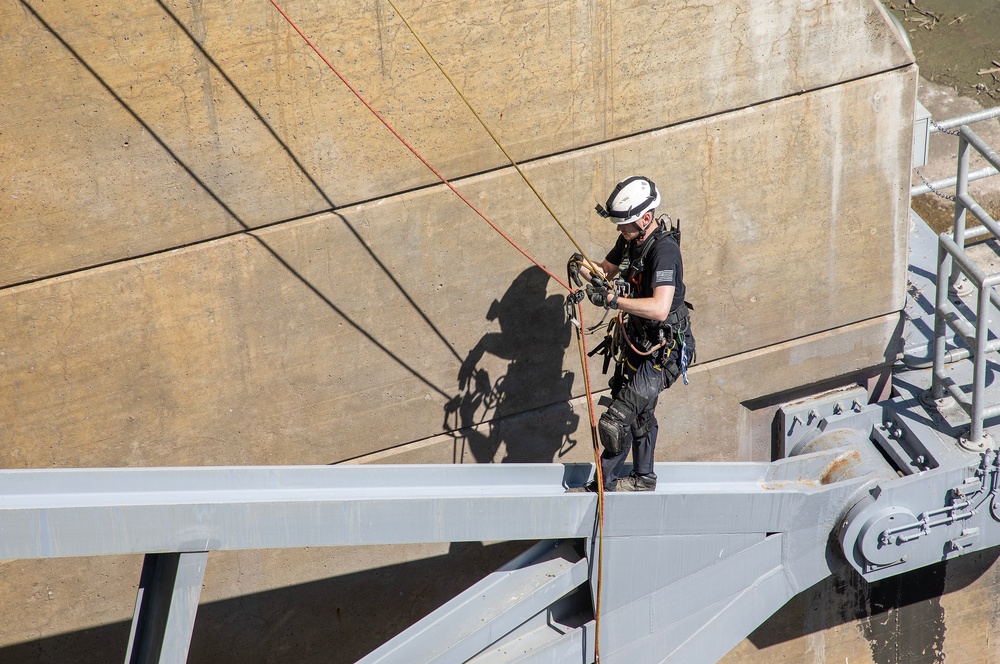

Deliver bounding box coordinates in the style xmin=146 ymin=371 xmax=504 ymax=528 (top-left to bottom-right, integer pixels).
xmin=841 ymin=451 xmax=1000 ymax=580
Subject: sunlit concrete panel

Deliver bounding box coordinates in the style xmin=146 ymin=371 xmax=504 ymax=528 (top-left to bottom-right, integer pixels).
xmin=352 ymin=313 xmax=902 ymax=466
xmin=1 ymin=0 xmax=910 ymax=286
xmin=0 ymin=68 xmax=912 ymax=469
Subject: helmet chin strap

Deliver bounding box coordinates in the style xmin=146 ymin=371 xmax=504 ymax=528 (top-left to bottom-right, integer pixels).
xmin=636 ymin=214 xmax=654 ymax=242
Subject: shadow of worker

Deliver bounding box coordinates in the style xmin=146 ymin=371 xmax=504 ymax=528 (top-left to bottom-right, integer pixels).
xmin=445 ymin=266 xmax=579 ymax=463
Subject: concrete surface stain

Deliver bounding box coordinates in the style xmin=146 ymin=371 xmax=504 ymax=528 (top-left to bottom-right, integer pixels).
xmin=858 ymin=563 xmax=947 ymax=663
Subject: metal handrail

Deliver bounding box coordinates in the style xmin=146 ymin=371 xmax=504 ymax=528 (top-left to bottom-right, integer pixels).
xmin=931 ymin=124 xmax=1000 ymax=445
xmin=911 ymin=106 xmax=1000 ymax=197
xmin=911 ymin=166 xmax=999 ymax=197
xmin=931 ymin=107 xmax=1000 ymax=133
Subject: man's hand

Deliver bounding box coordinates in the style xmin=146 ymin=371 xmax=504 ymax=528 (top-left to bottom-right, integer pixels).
xmin=586 ymin=282 xmax=619 ymax=310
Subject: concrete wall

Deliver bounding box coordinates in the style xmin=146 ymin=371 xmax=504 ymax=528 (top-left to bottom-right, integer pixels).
xmin=0 ymin=0 xmax=953 ymax=661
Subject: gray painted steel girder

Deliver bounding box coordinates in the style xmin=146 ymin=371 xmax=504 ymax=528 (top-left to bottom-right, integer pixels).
xmin=125 ymin=552 xmax=208 ymax=664
xmin=0 ymin=459 xmax=879 ymax=663
xmin=359 ymin=456 xmax=885 ymax=663
xmin=0 ymin=462 xmax=860 ymax=558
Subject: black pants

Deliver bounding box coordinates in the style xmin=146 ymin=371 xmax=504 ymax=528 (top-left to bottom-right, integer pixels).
xmin=600 ymin=329 xmax=692 ymax=489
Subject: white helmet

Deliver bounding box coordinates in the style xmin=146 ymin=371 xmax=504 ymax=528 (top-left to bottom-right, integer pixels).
xmin=596 ymin=176 xmax=661 ymax=225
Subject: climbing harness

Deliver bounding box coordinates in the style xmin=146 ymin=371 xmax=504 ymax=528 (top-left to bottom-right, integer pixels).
xmin=589 ymin=264 xmax=694 ymax=391
xmin=611 ymin=218 xmax=679 ymax=304
xmin=583 ymin=214 xmax=693 ymax=380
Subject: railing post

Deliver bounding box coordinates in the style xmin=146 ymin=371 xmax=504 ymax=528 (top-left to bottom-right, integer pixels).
xmin=970 ymin=280 xmax=992 ymax=443
xmin=950 ymin=129 xmax=970 ymax=293
xmin=932 ymin=238 xmax=950 ymax=399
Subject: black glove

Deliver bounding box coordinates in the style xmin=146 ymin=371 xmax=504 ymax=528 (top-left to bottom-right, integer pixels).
xmin=587 ymin=282 xmax=618 ymax=310
xmin=567 ymin=252 xmax=585 ymax=287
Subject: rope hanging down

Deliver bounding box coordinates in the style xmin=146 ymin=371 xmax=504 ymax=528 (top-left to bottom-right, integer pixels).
xmin=370 ymin=15 xmax=609 ymax=644
xmin=268 ymin=0 xmax=569 ymax=291
xmin=382 ymin=0 xmax=604 ymax=281
xmin=269 ymin=4 xmax=608 ymax=657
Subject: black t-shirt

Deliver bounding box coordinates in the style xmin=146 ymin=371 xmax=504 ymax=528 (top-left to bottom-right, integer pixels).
xmin=605 ymin=227 xmax=686 ymax=315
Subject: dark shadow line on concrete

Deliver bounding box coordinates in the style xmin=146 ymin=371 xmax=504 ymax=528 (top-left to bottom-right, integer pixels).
xmin=21 ymin=0 xmax=452 ymax=399
xmin=155 ymin=0 xmax=335 ymax=209
xmin=248 ymin=223 xmax=452 ymax=399
xmin=17 ymin=0 xmax=460 ymax=367
xmin=20 ymin=1 xmax=246 ymax=226
xmin=154 ymin=0 xmax=462 ymax=363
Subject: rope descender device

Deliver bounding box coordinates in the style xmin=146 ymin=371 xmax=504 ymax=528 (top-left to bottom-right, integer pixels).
xmin=565 ymin=289 xmax=586 ymax=330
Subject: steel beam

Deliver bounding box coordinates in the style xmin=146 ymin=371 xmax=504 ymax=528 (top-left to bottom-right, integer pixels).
xmin=360 ymin=540 xmax=590 ymax=664
xmin=125 ymin=551 xmax=208 ymax=664
xmin=0 ymin=453 xmax=884 ymax=664
xmin=0 ymin=463 xmax=835 ymax=559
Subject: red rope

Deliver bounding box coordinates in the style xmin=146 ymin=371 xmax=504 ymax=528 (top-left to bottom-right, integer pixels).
xmin=271 ymin=5 xmax=607 ymax=655
xmin=269 ymin=0 xmax=569 ymax=292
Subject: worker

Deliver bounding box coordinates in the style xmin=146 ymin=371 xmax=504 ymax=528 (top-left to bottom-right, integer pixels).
xmin=568 ymin=175 xmax=695 ymax=492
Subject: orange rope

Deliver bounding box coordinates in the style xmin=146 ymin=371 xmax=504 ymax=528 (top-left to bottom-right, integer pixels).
xmin=574 ymin=303 xmax=606 ymax=662
xmin=268 ymin=0 xmax=569 ymax=292
xmin=381 ymin=0 xmax=604 ymax=280
xmin=269 ymin=4 xmax=607 ymax=657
